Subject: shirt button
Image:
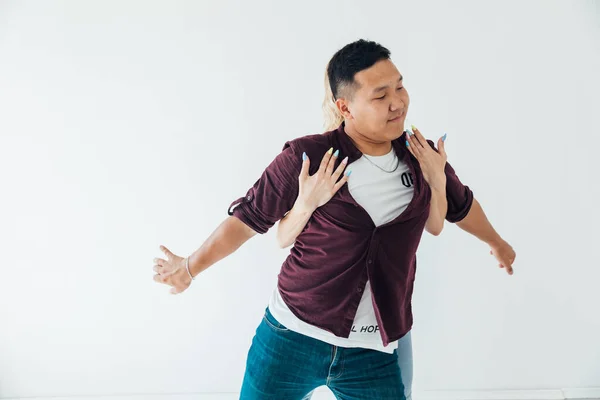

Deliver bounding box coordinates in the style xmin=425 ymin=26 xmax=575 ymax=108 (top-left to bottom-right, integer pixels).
xmin=368 ymin=259 xmax=373 ymax=264
xmin=357 ymin=287 xmax=363 ymax=293
xmin=246 ymin=195 xmax=252 ymax=200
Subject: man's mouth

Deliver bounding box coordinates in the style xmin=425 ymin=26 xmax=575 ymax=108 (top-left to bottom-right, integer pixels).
xmin=388 ymin=110 xmax=405 ymax=122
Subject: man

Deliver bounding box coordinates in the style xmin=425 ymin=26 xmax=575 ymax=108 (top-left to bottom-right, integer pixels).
xmin=153 ymin=39 xmax=516 ymax=399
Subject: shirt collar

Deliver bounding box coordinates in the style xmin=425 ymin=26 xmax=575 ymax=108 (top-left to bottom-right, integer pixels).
xmin=333 ymin=121 xmax=410 ymax=164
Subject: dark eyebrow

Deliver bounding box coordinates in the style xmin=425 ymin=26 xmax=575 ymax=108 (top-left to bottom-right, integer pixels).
xmin=373 ymin=76 xmax=403 ymax=93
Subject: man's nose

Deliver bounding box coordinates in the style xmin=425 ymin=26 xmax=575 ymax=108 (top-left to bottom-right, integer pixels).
xmin=390 ymin=95 xmax=405 ymax=111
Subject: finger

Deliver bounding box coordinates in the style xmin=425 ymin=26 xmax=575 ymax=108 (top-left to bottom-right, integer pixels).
xmin=153 ymin=258 xmax=167 ymax=267
xmin=405 ymin=137 xmax=417 ymax=158
xmin=318 ymin=147 xmax=334 ymax=175
xmin=407 ymin=134 xmax=422 ymax=158
xmin=333 ymin=169 xmax=351 ymax=192
xmin=410 ymin=126 xmax=427 ymax=149
xmin=300 ymin=152 xmax=310 ymax=179
xmin=160 ymin=246 xmax=175 ymax=260
xmin=170 ymin=286 xmax=184 ymax=295
xmin=154 ymin=264 xmax=175 ymax=276
xmin=331 ymin=156 xmax=348 ymax=182
xmin=153 ymin=274 xmax=167 ymax=284
xmin=501 ymin=258 xmax=514 ymax=275
xmin=497 ymin=260 xmax=513 ymax=274
xmin=326 ymin=149 xmax=339 ymax=176
xmin=500 ymin=264 xmax=513 ymax=275
xmin=438 ymin=136 xmax=448 ymax=161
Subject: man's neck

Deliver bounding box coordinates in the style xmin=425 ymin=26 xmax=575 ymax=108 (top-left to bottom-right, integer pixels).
xmin=344 ymin=123 xmax=393 ymax=156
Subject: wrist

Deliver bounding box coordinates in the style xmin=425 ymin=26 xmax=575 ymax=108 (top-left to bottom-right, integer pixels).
xmin=429 ymin=182 xmax=447 ymax=194
xmin=426 ymin=171 xmax=447 ymax=192
xmin=185 ymin=257 xmax=194 ymax=281
xmin=293 ymin=199 xmax=317 ymax=215
xmin=487 ymin=236 xmax=506 ymax=248
xmin=187 ymin=253 xmax=204 ymax=278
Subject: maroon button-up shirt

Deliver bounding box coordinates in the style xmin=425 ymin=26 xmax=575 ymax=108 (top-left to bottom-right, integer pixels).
xmin=228 ymin=123 xmax=473 ymax=346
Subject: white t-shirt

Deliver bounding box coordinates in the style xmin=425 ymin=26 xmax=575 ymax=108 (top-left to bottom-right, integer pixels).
xmin=269 ymin=147 xmax=416 ymax=353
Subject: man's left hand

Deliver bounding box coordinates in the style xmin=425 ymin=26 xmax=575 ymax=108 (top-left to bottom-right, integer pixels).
xmin=405 ymin=126 xmax=447 ymax=191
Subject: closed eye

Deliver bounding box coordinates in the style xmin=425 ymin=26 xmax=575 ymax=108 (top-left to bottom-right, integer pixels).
xmin=375 ymin=87 xmax=403 ymax=100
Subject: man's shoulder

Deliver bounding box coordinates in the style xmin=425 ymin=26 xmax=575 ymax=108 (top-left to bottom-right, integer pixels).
xmin=283 ymin=129 xmax=336 ymax=153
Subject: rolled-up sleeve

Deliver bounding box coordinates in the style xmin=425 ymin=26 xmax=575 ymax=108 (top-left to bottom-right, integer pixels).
xmin=425 ymin=139 xmax=474 ymax=223
xmin=443 ymin=161 xmax=474 ymax=222
xmin=227 ymin=141 xmax=301 ymax=234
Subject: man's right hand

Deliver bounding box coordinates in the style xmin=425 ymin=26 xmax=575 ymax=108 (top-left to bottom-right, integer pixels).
xmin=297 ymin=148 xmax=350 ymax=212
xmin=153 ymin=245 xmax=192 ymax=295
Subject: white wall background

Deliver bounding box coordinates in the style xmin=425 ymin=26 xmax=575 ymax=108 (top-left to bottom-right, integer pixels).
xmin=1 ymin=0 xmax=599 ymax=399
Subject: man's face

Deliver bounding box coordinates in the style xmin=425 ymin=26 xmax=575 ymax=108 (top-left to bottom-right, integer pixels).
xmin=338 ymin=59 xmax=409 ymax=142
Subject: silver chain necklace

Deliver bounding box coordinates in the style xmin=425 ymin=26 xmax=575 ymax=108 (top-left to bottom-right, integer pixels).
xmin=361 ymin=152 xmax=400 ymax=173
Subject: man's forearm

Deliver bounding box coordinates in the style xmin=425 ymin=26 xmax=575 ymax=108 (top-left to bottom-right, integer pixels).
xmin=456 ymin=198 xmax=502 ymax=245
xmin=426 ymin=187 xmax=448 ymax=236
xmin=277 ymin=201 xmax=315 ymax=248
xmin=188 ymin=216 xmax=257 ymax=277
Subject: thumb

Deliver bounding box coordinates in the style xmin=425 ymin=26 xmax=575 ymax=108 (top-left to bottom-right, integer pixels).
xmin=300 ymin=152 xmax=310 ymax=179
xmin=160 ymin=245 xmax=175 ymax=260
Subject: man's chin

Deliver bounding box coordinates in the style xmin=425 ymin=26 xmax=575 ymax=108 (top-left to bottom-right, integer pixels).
xmin=385 ymin=124 xmax=406 ymax=140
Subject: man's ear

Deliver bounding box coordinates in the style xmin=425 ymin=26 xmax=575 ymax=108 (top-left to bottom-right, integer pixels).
xmin=336 ymin=98 xmax=353 ymax=120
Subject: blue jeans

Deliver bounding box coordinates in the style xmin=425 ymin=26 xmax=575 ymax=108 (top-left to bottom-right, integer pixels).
xmin=240 ymin=307 xmax=409 ymax=399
